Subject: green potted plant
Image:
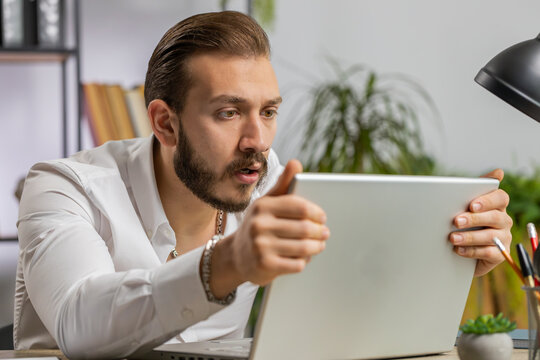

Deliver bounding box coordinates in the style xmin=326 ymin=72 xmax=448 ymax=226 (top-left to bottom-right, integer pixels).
xmin=457 ymin=313 xmax=516 ymax=360
xmin=299 ymin=61 xmax=439 ymax=175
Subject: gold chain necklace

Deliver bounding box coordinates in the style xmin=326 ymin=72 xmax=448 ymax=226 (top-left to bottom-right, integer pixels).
xmin=169 ymin=209 xmax=224 ymax=259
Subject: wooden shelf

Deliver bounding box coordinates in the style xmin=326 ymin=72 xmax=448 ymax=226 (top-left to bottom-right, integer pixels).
xmin=0 ymin=237 xmax=17 ymax=242
xmin=0 ymin=48 xmax=76 ymax=62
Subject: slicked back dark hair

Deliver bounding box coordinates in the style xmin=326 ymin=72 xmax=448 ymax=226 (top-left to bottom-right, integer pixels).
xmin=144 ymin=11 xmax=271 ymax=113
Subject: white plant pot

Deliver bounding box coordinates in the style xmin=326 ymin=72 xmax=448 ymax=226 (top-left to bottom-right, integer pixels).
xmin=457 ymin=332 xmax=513 ymax=360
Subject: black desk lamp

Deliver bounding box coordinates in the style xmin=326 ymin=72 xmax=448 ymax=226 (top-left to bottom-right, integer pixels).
xmin=475 ymin=34 xmax=540 ymax=122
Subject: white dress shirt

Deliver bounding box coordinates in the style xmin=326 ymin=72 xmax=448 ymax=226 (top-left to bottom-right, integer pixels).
xmin=13 ymin=136 xmax=283 ymax=359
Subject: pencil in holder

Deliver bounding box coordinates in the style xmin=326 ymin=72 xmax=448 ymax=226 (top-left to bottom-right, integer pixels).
xmin=523 ymin=286 xmax=540 ymax=359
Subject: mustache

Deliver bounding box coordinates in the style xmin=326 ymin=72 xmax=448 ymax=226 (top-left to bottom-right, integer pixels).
xmin=225 ymin=153 xmax=268 ymax=177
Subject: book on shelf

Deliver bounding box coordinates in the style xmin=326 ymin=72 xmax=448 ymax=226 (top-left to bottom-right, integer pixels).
xmin=105 ymin=84 xmax=135 ymax=140
xmin=1 ymin=0 xmax=38 ymax=47
xmin=36 ymin=0 xmax=64 ymax=47
xmin=24 ymin=0 xmax=37 ymax=46
xmin=83 ymin=83 xmax=116 ymax=146
xmin=1 ymin=0 xmax=63 ymax=48
xmin=124 ymin=85 xmax=152 ymax=138
xmin=83 ymin=83 xmax=151 ymax=147
xmin=2 ymin=0 xmax=22 ymax=47
xmin=0 ymin=1 xmax=3 ymax=46
xmin=97 ymin=83 xmax=120 ymax=140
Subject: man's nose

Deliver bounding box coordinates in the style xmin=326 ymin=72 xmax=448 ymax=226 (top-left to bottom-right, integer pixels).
xmin=238 ymin=113 xmax=269 ymax=153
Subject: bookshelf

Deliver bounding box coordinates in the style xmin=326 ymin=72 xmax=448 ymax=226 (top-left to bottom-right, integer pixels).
xmin=0 ymin=0 xmax=82 ymax=158
xmin=0 ymin=47 xmax=75 ymax=61
xmin=0 ymin=237 xmax=16 ymax=242
xmin=0 ymin=0 xmax=81 ymax=240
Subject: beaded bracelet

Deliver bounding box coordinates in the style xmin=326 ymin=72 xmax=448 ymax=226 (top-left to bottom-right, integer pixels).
xmin=201 ymin=235 xmax=236 ymax=305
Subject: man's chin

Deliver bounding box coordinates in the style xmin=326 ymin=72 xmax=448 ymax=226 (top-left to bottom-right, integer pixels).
xmin=209 ymin=186 xmax=255 ymax=213
xmin=208 ymin=197 xmax=251 ymax=213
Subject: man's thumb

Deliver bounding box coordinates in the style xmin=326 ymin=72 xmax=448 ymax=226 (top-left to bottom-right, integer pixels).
xmin=480 ymin=168 xmax=504 ymax=182
xmin=268 ymin=159 xmax=303 ymax=196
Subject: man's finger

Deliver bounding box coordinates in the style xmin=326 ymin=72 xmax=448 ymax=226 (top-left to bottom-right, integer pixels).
xmin=268 ymin=217 xmax=330 ymax=239
xmin=468 ymin=189 xmax=510 ymax=212
xmin=454 ymin=244 xmax=503 ymax=262
xmin=267 ymin=159 xmax=303 ymax=197
xmin=257 ymin=195 xmax=326 ymax=223
xmin=480 ymin=168 xmax=504 ymax=182
xmin=450 ymin=228 xmax=510 ymax=247
xmin=268 ymin=255 xmax=307 ymax=274
xmin=454 ymin=210 xmax=511 ymax=230
xmin=270 ymin=238 xmax=326 ymax=258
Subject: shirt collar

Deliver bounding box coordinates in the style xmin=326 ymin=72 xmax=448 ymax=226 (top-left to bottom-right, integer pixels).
xmin=126 ymin=135 xmax=169 ymax=241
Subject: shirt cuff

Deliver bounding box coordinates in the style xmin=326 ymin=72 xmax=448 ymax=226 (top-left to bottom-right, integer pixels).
xmin=151 ymin=245 xmax=225 ymax=334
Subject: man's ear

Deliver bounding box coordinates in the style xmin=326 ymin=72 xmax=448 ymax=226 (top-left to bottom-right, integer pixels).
xmin=148 ymin=99 xmax=178 ymax=147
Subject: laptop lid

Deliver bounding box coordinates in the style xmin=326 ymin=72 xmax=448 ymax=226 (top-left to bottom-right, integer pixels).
xmin=149 ymin=173 xmax=499 ymax=360
xmin=249 ymin=173 xmax=498 ymax=360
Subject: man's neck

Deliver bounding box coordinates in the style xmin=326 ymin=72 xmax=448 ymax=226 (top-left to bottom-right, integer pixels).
xmin=153 ymin=141 xmax=217 ymax=251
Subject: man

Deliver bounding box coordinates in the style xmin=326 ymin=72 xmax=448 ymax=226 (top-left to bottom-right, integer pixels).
xmin=14 ymin=11 xmax=512 ymax=359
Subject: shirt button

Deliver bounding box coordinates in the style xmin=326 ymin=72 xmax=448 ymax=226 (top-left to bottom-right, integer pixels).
xmin=181 ymin=308 xmax=194 ymax=320
xmin=146 ymin=229 xmax=153 ymax=238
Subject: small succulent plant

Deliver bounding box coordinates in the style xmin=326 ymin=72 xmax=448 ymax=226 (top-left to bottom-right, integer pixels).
xmin=460 ymin=313 xmax=517 ymax=334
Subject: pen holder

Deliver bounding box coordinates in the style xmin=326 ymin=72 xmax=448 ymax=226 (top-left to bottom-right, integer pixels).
xmin=523 ymin=286 xmax=540 ymax=360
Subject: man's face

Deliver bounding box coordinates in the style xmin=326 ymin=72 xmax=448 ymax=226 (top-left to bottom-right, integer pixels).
xmin=173 ymin=53 xmax=281 ymax=212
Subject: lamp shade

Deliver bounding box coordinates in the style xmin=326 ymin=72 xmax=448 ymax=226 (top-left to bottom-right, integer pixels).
xmin=475 ymin=34 xmax=540 ymax=122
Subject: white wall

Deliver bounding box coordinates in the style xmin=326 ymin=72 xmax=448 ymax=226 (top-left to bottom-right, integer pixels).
xmin=270 ymin=0 xmax=540 ymax=175
xmin=1 ymin=0 xmax=540 ymax=236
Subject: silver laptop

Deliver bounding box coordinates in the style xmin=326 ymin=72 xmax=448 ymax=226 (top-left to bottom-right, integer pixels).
xmin=150 ymin=173 xmax=499 ymax=360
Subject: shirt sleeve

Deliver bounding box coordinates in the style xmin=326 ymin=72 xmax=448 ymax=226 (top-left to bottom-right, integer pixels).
xmin=17 ymin=162 xmax=225 ymax=359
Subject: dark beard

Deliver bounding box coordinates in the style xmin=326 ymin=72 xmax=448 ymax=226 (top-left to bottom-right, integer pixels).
xmin=173 ymin=122 xmax=269 ymax=213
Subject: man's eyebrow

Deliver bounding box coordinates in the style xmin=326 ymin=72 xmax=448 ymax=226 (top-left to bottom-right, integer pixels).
xmin=209 ymin=95 xmax=247 ymax=104
xmin=209 ymin=95 xmax=283 ymax=105
xmin=266 ymin=96 xmax=283 ymax=105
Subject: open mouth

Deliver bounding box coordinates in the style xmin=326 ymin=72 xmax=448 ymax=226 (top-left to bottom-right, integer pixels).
xmin=237 ymin=162 xmax=262 ymax=174
xmin=232 ymin=162 xmax=265 ymax=185
xmin=238 ymin=168 xmax=258 ymax=174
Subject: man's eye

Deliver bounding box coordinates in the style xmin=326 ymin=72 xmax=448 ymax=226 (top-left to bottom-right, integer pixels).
xmin=261 ymin=110 xmax=277 ymax=118
xmin=218 ymin=110 xmax=237 ymax=119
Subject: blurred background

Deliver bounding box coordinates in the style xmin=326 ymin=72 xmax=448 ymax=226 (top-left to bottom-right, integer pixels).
xmin=2 ymin=0 xmax=540 ymax=329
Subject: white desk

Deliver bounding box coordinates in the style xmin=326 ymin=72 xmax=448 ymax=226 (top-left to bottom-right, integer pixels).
xmin=0 ymin=348 xmax=530 ymax=359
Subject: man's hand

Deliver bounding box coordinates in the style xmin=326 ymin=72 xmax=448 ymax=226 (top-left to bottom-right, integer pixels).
xmin=449 ymin=169 xmax=513 ymax=277
xmin=210 ymin=159 xmax=329 ymax=297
